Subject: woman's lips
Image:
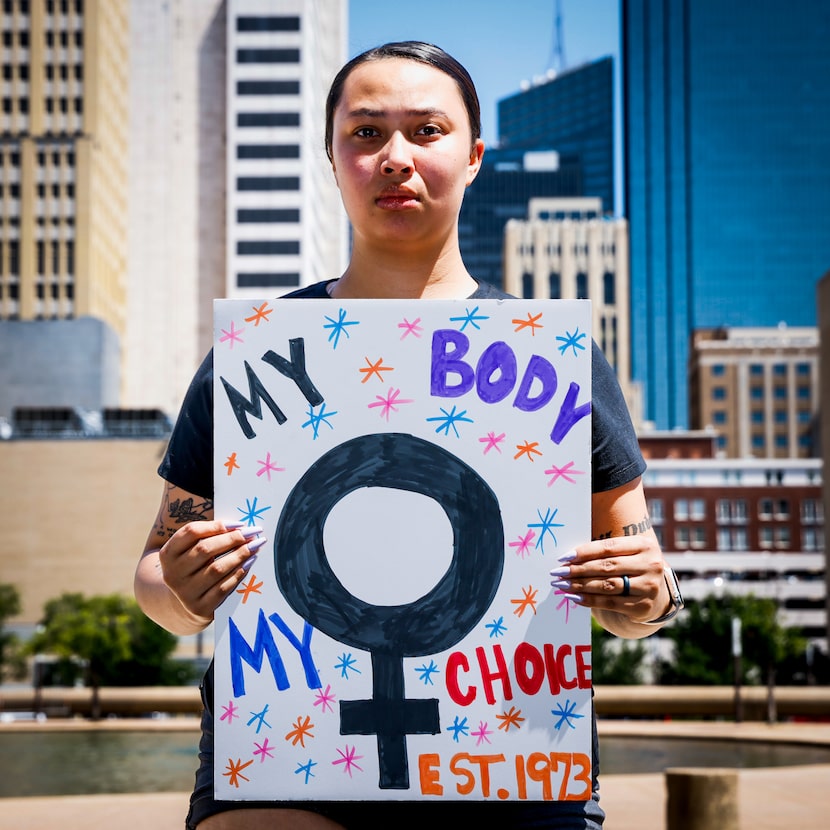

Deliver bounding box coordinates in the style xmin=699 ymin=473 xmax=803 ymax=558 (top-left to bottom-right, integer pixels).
xmin=376 ymin=189 xmax=419 ymax=209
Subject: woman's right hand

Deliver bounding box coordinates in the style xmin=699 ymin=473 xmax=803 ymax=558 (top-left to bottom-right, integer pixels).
xmin=157 ymin=519 xmax=266 ymax=625
xmin=135 ymin=482 xmax=266 ymax=634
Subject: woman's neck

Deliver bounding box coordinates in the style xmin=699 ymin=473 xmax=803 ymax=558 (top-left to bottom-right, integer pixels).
xmin=331 ymin=243 xmax=477 ymax=300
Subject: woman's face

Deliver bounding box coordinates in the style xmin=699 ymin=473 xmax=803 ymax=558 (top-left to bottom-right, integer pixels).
xmin=330 ymin=57 xmax=484 ymax=254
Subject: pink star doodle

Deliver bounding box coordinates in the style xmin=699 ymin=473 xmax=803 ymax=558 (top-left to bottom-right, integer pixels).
xmin=367 ymin=388 xmax=413 ymax=421
xmin=219 ymin=320 xmax=245 ymax=348
xmin=555 ymin=590 xmax=579 ymax=623
xmin=256 ymin=452 xmax=285 ymax=481
xmin=472 ymin=721 xmax=493 ymax=746
xmin=313 ymin=684 xmax=336 ymax=714
xmin=479 ymin=431 xmax=506 ymax=454
xmin=253 ymin=737 xmax=275 ymax=762
xmin=545 ymin=460 xmax=586 ymax=486
xmin=220 ymin=700 xmax=240 ymax=723
xmin=508 ymin=529 xmax=536 ymax=559
xmin=332 ymin=745 xmax=363 ymax=777
xmin=398 ymin=316 xmax=423 ymax=339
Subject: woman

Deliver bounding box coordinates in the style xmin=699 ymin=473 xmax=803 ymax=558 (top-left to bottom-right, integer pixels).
xmin=135 ymin=41 xmax=677 ymax=830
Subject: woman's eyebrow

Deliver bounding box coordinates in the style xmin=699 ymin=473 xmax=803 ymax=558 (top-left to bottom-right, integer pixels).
xmin=344 ymin=107 xmax=451 ymax=120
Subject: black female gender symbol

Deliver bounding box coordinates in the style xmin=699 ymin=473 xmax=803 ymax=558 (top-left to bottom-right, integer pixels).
xmin=275 ymin=433 xmax=504 ymax=789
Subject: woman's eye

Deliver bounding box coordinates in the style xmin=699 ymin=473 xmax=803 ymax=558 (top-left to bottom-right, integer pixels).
xmin=417 ymin=125 xmax=442 ymax=137
xmin=355 ymin=127 xmax=379 ymax=139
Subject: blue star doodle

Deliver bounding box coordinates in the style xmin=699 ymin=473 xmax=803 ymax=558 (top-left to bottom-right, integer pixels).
xmin=237 ymin=496 xmax=271 ymax=526
xmin=485 ymin=616 xmax=508 ymax=638
xmin=449 ymin=305 xmax=489 ymax=332
xmin=295 ymin=758 xmax=317 ymax=784
xmin=528 ymin=507 xmax=564 ymax=553
xmin=447 ymin=715 xmax=470 ymax=742
xmin=551 ymin=698 xmax=585 ymax=731
xmin=302 ymin=402 xmax=338 ymax=439
xmin=415 ymin=660 xmax=440 ymax=685
xmin=556 ymin=327 xmax=588 ymax=357
xmin=323 ymin=308 xmax=359 ymax=349
xmin=426 ymin=404 xmax=474 ymax=438
xmin=334 ymin=652 xmax=361 ymax=679
xmin=247 ymin=703 xmax=272 ymax=734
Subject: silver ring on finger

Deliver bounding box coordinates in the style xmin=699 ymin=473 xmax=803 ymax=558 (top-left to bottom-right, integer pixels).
xmin=620 ymin=575 xmax=631 ymax=597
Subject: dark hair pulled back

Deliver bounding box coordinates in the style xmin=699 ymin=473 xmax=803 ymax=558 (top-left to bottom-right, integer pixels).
xmin=324 ymin=41 xmax=481 ymax=161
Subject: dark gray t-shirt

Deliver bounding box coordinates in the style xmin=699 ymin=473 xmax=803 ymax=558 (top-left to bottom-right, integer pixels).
xmin=160 ymin=279 xmax=645 ymax=496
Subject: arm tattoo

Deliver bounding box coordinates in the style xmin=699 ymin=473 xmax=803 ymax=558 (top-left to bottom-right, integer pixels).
xmin=152 ymin=484 xmax=213 ymax=540
xmin=593 ymin=513 xmax=652 ymax=541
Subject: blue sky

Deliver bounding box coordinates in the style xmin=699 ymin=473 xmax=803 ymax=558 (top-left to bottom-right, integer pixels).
xmin=348 ymin=0 xmax=620 ymax=148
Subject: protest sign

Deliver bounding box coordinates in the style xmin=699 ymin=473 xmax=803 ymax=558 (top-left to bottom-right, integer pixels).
xmin=213 ymin=297 xmax=593 ymax=802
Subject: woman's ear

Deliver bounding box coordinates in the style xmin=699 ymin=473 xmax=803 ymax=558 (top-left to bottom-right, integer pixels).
xmin=466 ymin=139 xmax=485 ymax=186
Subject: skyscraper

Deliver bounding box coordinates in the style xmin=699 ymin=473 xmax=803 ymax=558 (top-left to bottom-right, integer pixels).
xmin=498 ymin=57 xmax=614 ymax=215
xmin=226 ymin=0 xmax=347 ymax=302
xmin=624 ymin=0 xmax=830 ymax=430
xmin=0 ymin=0 xmax=129 ymax=416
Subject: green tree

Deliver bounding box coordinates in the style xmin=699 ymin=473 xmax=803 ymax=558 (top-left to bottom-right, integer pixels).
xmin=655 ymin=593 xmax=806 ymax=686
xmin=27 ymin=593 xmax=190 ymax=716
xmin=591 ymin=617 xmax=649 ymax=684
xmin=0 ymin=583 xmax=26 ymax=682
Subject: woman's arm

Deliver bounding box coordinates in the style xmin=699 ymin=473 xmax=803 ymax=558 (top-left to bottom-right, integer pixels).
xmin=134 ymin=482 xmax=265 ymax=636
xmin=550 ymin=476 xmax=675 ymax=640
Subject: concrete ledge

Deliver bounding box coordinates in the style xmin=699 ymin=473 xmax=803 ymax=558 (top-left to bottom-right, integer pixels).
xmin=2 ymin=684 xmax=829 ymax=720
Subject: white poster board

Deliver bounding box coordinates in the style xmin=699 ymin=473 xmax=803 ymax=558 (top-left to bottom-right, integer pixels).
xmin=213 ymin=297 xmax=593 ymax=803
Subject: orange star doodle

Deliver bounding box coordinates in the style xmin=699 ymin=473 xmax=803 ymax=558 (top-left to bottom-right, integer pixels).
xmin=514 ymin=440 xmax=543 ymax=461
xmin=496 ymin=706 xmax=525 ymax=732
xmin=285 ymin=715 xmax=315 ymax=747
xmin=236 ymin=574 xmax=263 ymax=604
xmin=512 ymin=312 xmax=543 ymax=335
xmin=511 ymin=585 xmax=539 ymax=617
xmin=223 ymin=757 xmax=254 ymax=788
xmin=224 ymin=452 xmax=240 ymax=475
xmin=359 ymin=356 xmax=394 ymax=383
xmin=245 ymin=302 xmax=273 ymax=326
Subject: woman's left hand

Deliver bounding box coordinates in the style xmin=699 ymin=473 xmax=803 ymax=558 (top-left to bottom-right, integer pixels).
xmin=550 ymin=476 xmax=675 ymax=638
xmin=549 ymin=532 xmax=670 ymax=632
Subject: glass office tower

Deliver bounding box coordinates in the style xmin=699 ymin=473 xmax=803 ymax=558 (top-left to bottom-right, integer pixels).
xmin=624 ymin=0 xmax=830 ymax=429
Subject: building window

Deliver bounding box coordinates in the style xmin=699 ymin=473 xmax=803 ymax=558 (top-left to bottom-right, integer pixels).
xmin=521 ymin=273 xmax=533 ymax=299
xmin=690 ymin=526 xmax=707 ymax=549
xmin=237 ymin=112 xmax=301 ymax=128
xmin=750 ymin=386 xmax=763 ymax=400
xmin=237 ymin=144 xmax=301 ymax=160
xmin=236 ymin=15 xmax=301 ymax=32
xmin=602 ymin=272 xmax=615 ymax=305
xmin=759 ymin=526 xmax=773 ymax=549
xmin=801 ymin=499 xmax=822 ymax=523
xmin=236 ymin=48 xmax=301 ymax=64
xmin=802 ymin=528 xmax=824 ymax=552
xmin=690 ymin=498 xmax=706 ymax=520
xmin=237 ymin=80 xmax=300 ymax=96
xmin=549 ymin=272 xmax=560 ymax=298
xmin=675 ymin=527 xmax=689 ymax=548
xmin=648 ymin=498 xmax=664 ymax=522
xmin=759 ymin=498 xmax=773 ymax=519
xmin=712 ymin=410 xmax=727 ymax=424
xmin=237 ymin=208 xmax=300 ymax=223
xmin=674 ymin=499 xmax=688 ymax=521
xmin=775 ymin=499 xmax=790 ymax=519
xmin=236 ymin=176 xmax=300 ymax=191
xmin=712 ymin=386 xmax=726 ymax=400
xmin=576 ymin=272 xmax=587 ymax=299
xmin=237 ymin=240 xmax=300 ymax=256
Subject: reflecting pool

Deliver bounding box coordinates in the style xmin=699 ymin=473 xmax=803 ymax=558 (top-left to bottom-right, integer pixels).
xmin=2 ymin=731 xmax=830 ymax=798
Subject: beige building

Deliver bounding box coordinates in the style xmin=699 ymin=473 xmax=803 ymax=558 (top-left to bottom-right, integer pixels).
xmin=0 ymin=433 xmax=165 ymax=635
xmin=503 ymin=197 xmax=638 ymax=421
xmin=0 ymin=0 xmax=128 ymax=334
xmin=689 ymin=326 xmax=819 ymax=459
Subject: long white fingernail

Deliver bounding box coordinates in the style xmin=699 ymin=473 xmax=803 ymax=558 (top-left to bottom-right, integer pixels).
xmin=241 ymin=554 xmax=258 ymax=571
xmin=247 ymin=536 xmax=268 ymax=553
xmin=241 ymin=526 xmax=264 ymax=538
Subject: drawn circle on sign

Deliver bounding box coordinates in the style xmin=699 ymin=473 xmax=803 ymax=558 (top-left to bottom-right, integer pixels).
xmin=275 ymin=432 xmax=504 ymax=657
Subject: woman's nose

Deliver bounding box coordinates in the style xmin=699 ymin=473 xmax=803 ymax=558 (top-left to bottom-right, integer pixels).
xmin=380 ymin=132 xmax=413 ymax=175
